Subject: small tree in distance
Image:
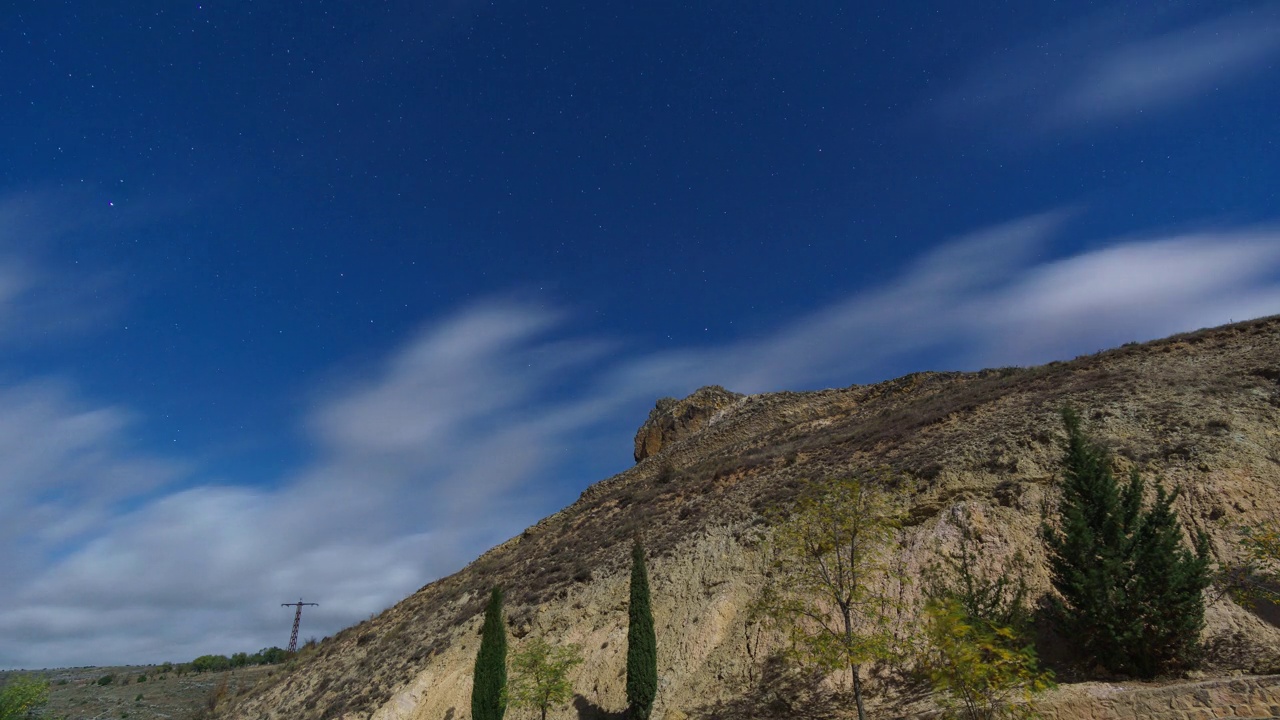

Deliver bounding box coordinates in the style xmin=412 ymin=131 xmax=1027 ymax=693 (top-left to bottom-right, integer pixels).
xmin=509 ymin=637 xmax=584 ymax=720
xmin=472 ymin=587 xmax=508 ymax=720
xmin=627 ymin=539 xmax=658 ymax=720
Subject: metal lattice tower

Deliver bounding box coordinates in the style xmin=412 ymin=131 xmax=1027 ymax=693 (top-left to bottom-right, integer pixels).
xmin=281 ymin=599 xmax=318 ymax=653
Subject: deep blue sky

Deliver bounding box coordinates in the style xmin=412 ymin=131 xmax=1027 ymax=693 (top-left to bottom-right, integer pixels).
xmin=2 ymin=1 xmax=1279 ymax=668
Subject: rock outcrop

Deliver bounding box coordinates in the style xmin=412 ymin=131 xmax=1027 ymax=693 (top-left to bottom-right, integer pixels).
xmin=633 ymin=385 xmax=744 ymax=462
xmin=223 ymin=315 xmax=1280 ymax=720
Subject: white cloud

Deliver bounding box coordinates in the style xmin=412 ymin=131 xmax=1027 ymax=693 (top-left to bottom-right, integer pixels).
xmin=0 ymin=382 xmax=184 ymax=667
xmin=1051 ymin=14 xmax=1280 ymax=123
xmin=2 ymin=211 xmax=1279 ymax=669
xmin=941 ymin=5 xmax=1280 ymax=134
xmin=979 ymin=231 xmax=1280 ymax=363
xmin=683 ymin=216 xmax=1280 ymax=392
xmin=0 ymin=300 xmax=616 ymax=668
xmin=0 ymin=381 xmax=180 ymax=574
xmin=714 ymin=211 xmax=1071 ymax=391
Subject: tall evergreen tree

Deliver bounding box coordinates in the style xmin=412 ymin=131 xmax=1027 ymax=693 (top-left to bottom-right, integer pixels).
xmin=472 ymin=587 xmax=508 ymax=720
xmin=626 ymin=539 xmax=657 ymax=720
xmin=1127 ymin=482 xmax=1212 ymax=676
xmin=1041 ymin=408 xmax=1140 ymax=670
xmin=1042 ymin=408 xmax=1210 ymax=677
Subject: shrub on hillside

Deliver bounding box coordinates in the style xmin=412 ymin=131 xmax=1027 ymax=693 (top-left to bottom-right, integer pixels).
xmin=191 ymin=655 xmax=233 ymax=673
xmin=0 ymin=676 xmax=49 ymax=720
xmin=920 ymin=508 xmax=1053 ymax=719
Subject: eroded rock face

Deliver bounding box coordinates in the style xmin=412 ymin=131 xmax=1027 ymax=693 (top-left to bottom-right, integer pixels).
xmin=633 ymin=385 xmax=744 ymax=462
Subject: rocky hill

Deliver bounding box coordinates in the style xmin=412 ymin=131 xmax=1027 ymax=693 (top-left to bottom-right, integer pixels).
xmin=223 ymin=315 xmax=1280 ymax=720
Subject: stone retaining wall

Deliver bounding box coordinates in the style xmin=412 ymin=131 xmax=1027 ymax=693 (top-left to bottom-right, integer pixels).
xmin=1037 ymin=675 xmax=1280 ymax=720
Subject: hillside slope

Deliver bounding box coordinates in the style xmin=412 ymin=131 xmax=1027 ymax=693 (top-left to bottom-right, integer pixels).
xmin=224 ymin=315 xmax=1280 ymax=720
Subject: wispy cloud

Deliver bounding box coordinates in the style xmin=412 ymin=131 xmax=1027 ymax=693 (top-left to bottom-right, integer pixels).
xmin=0 ymin=193 xmax=125 ymax=344
xmin=0 ymin=381 xmax=180 ymax=555
xmin=980 ymin=229 xmax=1280 ymax=362
xmin=0 ymin=301 xmax=616 ymax=668
xmin=940 ymin=5 xmax=1280 ymax=134
xmin=0 ymin=381 xmax=184 ymax=664
xmin=2 ymin=211 xmax=1280 ymax=668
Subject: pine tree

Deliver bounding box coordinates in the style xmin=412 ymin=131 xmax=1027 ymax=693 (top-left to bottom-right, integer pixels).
xmin=626 ymin=539 xmax=657 ymax=720
xmin=1127 ymin=482 xmax=1212 ymax=676
xmin=1041 ymin=408 xmax=1139 ymax=671
xmin=1042 ymin=408 xmax=1210 ymax=677
xmin=472 ymin=587 xmax=508 ymax=720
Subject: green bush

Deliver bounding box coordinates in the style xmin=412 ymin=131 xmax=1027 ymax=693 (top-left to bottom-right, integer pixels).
xmin=0 ymin=676 xmax=50 ymax=720
xmin=923 ymin=597 xmax=1054 ymax=720
xmin=251 ymin=647 xmax=290 ymax=665
xmin=97 ymin=674 xmax=116 ymax=686
xmin=191 ymin=655 xmax=232 ymax=673
xmin=921 ymin=515 xmax=1053 ymax=720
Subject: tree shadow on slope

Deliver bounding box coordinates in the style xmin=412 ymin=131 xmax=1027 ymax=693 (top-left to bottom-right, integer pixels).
xmin=573 ymin=694 xmax=627 ymax=720
xmin=691 ymin=655 xmax=851 ymax=720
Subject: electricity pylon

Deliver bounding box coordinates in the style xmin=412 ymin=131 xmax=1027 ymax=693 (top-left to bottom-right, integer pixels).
xmin=281 ymin=599 xmax=319 ymax=653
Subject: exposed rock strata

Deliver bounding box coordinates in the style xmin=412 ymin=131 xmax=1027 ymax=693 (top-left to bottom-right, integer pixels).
xmin=633 ymin=385 xmax=744 ymax=462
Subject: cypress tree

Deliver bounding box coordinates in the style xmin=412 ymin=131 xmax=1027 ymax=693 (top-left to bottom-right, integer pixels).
xmin=472 ymin=587 xmax=508 ymax=720
xmin=1042 ymin=408 xmax=1210 ymax=678
xmin=626 ymin=539 xmax=657 ymax=720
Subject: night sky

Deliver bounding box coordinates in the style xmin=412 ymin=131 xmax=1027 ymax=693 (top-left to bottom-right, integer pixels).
xmin=2 ymin=1 xmax=1279 ymax=668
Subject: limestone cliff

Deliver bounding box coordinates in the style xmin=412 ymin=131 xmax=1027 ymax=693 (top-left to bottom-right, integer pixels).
xmin=633 ymin=385 xmax=744 ymax=462
xmin=224 ymin=316 xmax=1280 ymax=720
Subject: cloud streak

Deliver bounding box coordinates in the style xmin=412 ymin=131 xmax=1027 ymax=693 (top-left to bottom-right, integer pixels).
xmin=2 ymin=211 xmax=1280 ymax=669
xmin=0 ymin=193 xmax=126 ymax=344
xmin=941 ymin=5 xmax=1280 ymax=134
